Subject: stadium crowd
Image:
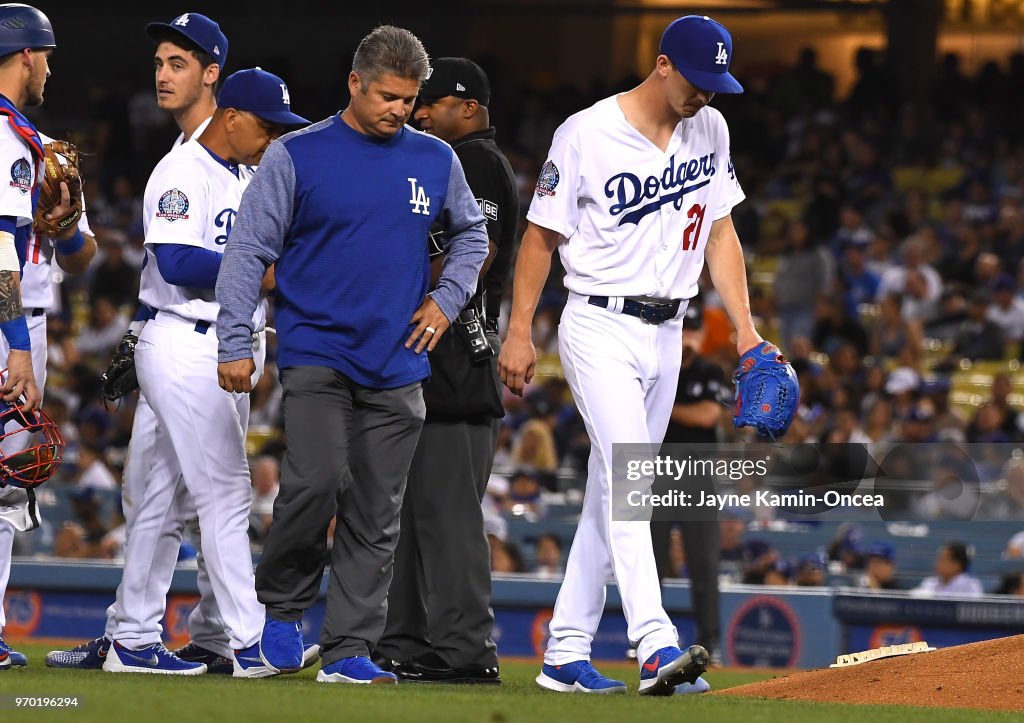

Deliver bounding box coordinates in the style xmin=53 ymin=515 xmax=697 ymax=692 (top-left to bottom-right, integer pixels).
xmin=18 ymin=47 xmax=1024 ymax=594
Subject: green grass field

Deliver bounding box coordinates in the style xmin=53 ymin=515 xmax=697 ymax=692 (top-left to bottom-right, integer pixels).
xmin=0 ymin=642 xmax=1015 ymax=722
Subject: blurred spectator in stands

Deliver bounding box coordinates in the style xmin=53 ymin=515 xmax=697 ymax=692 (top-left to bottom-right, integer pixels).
xmin=914 ymin=461 xmax=980 ymax=520
xmin=774 ymin=218 xmax=833 ymax=348
xmin=912 ymin=541 xmax=983 ymax=597
xmin=987 ymin=275 xmax=1024 ymax=358
xmin=831 ymin=204 xmax=873 ymax=260
xmin=973 ymin=252 xmax=1002 ymax=289
xmin=666 ymin=526 xmax=686 ymax=579
xmin=859 ymin=542 xmax=901 ymax=590
xmin=988 ymin=373 xmax=1021 ymax=438
xmin=776 ymin=47 xmax=834 ymax=111
xmin=963 ymin=177 xmax=998 ymax=225
xmin=533 ymin=533 xmax=563 ymax=578
xmin=884 ymin=367 xmax=920 ymax=420
xmin=938 ymin=225 xmax=982 ymax=287
xmin=902 ymin=268 xmax=940 ymax=323
xmin=925 ymin=284 xmax=970 ymax=340
xmin=75 ymin=295 xmax=129 ymax=361
xmin=490 ymin=538 xmax=525 ymax=574
xmin=837 ymin=237 xmax=879 ymax=319
xmin=249 ymin=456 xmax=280 ymax=543
xmin=920 ymin=377 xmax=967 ymax=439
xmin=967 ymin=403 xmax=1013 ymax=444
xmin=763 ymin=558 xmax=792 ymax=586
xmin=876 ymin=238 xmax=942 ymax=311
xmin=248 ymin=363 xmax=283 ymax=429
xmin=994 ymin=201 xmax=1024 ymax=272
xmin=950 ymin=290 xmax=1005 ymax=362
xmin=898 ymin=402 xmax=938 ymax=444
xmin=532 ymin=304 xmax=560 ymax=355
xmin=794 ymin=552 xmax=827 ymax=587
xmin=827 ymin=524 xmax=864 ymax=571
xmin=53 ymin=487 xmax=113 ymax=559
xmin=492 ymin=422 xmax=514 ymax=470
xmin=994 ymin=572 xmax=1024 ymax=596
xmin=981 ymin=459 xmax=1024 ymax=521
xmin=74 ymin=443 xmax=118 ymax=491
xmin=45 ymin=313 xmax=80 ymax=379
xmin=504 ymin=469 xmax=544 ymax=520
xmin=871 ymin=294 xmax=923 ymax=361
xmin=511 ymin=418 xmax=558 ymax=489
xmin=88 ymin=233 xmax=138 ymax=309
xmin=812 ymin=297 xmax=868 ymax=357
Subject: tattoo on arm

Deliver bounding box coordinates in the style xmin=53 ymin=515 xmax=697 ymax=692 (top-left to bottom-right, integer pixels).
xmin=0 ymin=270 xmax=23 ymax=323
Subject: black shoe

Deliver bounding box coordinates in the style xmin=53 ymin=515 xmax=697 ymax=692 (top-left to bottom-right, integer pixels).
xmin=394 ymin=652 xmax=501 ymax=685
xmin=175 ymin=641 xmax=233 ymax=675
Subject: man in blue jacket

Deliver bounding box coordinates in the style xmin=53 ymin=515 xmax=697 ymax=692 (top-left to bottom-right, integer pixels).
xmin=216 ymin=25 xmax=488 ymax=685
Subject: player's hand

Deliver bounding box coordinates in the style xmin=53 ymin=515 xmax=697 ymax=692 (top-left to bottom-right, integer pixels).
xmin=46 ymin=182 xmax=78 ymax=241
xmin=498 ymin=331 xmax=536 ymax=397
xmin=735 ymin=327 xmax=765 ymax=357
xmin=406 ymin=296 xmax=450 ymax=354
xmin=3 ymin=349 xmax=41 ymax=411
xmin=218 ymin=359 xmax=256 ymax=393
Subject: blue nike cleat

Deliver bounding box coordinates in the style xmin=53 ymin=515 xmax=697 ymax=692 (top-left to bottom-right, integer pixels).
xmin=176 ymin=642 xmax=233 ymax=675
xmin=674 ymin=676 xmax=712 ymax=695
xmin=316 ymin=656 xmax=398 ymax=684
xmin=259 ymin=615 xmax=303 ymax=673
xmin=638 ymin=644 xmax=709 ymax=696
xmin=233 ymin=643 xmax=280 ymax=678
xmin=0 ymin=637 xmax=26 ymax=670
xmin=45 ymin=636 xmax=111 ymax=669
xmin=102 ymin=641 xmax=207 ymax=675
xmin=536 ymin=660 xmax=627 ymax=694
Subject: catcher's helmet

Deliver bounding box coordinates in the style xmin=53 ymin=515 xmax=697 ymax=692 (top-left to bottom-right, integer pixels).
xmin=0 ymin=4 xmax=55 ymax=57
xmin=0 ymin=400 xmax=64 ymax=489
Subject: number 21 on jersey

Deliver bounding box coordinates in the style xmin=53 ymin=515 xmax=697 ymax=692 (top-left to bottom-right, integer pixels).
xmin=682 ymin=203 xmax=706 ymax=251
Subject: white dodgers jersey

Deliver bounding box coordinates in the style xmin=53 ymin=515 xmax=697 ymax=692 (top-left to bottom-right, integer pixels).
xmin=139 ymin=139 xmax=264 ymax=328
xmin=0 ymin=118 xmax=37 ymax=234
xmin=527 ymin=96 xmax=745 ymax=300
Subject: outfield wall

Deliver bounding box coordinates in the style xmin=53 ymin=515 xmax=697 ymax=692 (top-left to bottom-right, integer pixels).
xmin=5 ymin=561 xmax=1023 ymax=667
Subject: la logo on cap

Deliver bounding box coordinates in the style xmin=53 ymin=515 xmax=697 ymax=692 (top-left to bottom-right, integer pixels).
xmin=715 ymin=42 xmax=728 ymax=65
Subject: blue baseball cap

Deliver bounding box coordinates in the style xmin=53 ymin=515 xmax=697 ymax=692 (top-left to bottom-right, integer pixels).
xmin=147 ymin=12 xmax=228 ymax=68
xmin=218 ymin=68 xmax=309 ymax=126
xmin=866 ymin=541 xmax=895 ymax=562
xmin=659 ymin=15 xmax=743 ymax=94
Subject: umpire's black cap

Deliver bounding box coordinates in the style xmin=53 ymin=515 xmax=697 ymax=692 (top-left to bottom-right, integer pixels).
xmin=420 ymin=57 xmax=490 ymax=106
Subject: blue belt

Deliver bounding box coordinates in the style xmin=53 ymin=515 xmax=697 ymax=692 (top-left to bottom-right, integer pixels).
xmin=588 ymin=296 xmax=681 ymax=325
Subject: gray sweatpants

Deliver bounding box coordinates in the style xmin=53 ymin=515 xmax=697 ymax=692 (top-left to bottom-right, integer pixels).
xmin=254 ymin=366 xmax=425 ymax=665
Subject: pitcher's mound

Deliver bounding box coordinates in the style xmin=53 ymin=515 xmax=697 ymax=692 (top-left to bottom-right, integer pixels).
xmin=716 ymin=634 xmax=1024 ymax=712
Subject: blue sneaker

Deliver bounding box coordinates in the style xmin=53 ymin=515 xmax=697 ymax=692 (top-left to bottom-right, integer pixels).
xmin=102 ymin=641 xmax=207 ymax=675
xmin=674 ymin=676 xmax=712 ymax=695
xmin=536 ymin=661 xmax=627 ymax=694
xmin=316 ymin=656 xmax=398 ymax=684
xmin=0 ymin=637 xmax=26 ymax=670
xmin=176 ymin=642 xmax=234 ymax=675
xmin=638 ymin=645 xmax=709 ymax=696
xmin=45 ymin=636 xmax=111 ymax=669
xmin=259 ymin=616 xmax=303 ymax=673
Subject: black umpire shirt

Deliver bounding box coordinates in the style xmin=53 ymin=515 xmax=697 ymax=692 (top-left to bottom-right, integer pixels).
xmin=663 ymin=356 xmax=729 ymax=444
xmin=450 ymin=127 xmax=519 ymax=327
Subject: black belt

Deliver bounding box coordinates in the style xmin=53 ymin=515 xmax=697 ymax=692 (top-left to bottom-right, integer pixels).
xmin=588 ymin=296 xmax=681 ymax=325
xmin=152 ymin=310 xmax=211 ymax=335
xmin=26 ymin=308 xmax=45 ymax=318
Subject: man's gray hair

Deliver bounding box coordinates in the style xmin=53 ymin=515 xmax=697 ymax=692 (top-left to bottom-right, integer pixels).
xmin=352 ymin=25 xmax=430 ymax=88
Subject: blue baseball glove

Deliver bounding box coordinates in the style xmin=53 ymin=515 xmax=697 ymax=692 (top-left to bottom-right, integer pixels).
xmin=732 ymin=342 xmax=800 ymax=439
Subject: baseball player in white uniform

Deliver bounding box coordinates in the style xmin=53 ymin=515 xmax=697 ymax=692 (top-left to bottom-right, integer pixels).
xmin=47 ymin=12 xmax=234 ymax=672
xmin=103 ymin=68 xmax=307 ymax=677
xmin=0 ymin=4 xmax=96 ymax=669
xmin=498 ymin=16 xmax=764 ymax=695
xmin=0 ymin=131 xmax=96 ymax=669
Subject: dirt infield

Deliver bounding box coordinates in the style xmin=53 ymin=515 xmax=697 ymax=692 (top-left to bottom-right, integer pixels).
xmin=715 ymin=634 xmax=1024 ymax=712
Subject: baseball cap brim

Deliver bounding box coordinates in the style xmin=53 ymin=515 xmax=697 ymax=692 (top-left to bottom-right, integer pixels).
xmin=677 ymin=65 xmax=744 ymax=94
xmin=247 ymin=109 xmax=310 ymax=126
xmin=145 ymin=22 xmax=208 ymax=54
